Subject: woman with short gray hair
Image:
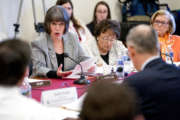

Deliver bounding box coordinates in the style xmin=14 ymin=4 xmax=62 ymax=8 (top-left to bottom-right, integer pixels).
xmin=31 ymin=5 xmax=91 ymax=78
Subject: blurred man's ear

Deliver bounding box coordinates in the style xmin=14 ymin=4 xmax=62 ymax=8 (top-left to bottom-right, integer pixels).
xmin=128 ymin=45 xmax=136 ymax=58
xmin=17 ymin=67 xmax=29 ymax=86
xmin=25 ymin=66 xmax=29 ymax=77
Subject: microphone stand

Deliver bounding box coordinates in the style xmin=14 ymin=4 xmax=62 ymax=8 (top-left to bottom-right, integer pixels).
xmin=13 ymin=0 xmax=46 ymax=37
xmin=32 ymin=0 xmax=46 ymax=33
xmin=14 ymin=0 xmax=24 ymax=38
xmin=64 ymin=53 xmax=90 ymax=85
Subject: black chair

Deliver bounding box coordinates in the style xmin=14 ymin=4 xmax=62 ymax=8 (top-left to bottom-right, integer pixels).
xmin=120 ymin=21 xmax=149 ymax=47
xmin=172 ymin=10 xmax=180 ymax=36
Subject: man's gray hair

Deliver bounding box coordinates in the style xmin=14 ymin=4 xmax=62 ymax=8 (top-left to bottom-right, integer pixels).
xmin=126 ymin=24 xmax=159 ymax=54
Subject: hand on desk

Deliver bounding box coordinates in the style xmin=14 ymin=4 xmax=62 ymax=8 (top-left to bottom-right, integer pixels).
xmin=57 ymin=64 xmax=72 ymax=77
xmin=87 ymin=64 xmax=96 ymax=73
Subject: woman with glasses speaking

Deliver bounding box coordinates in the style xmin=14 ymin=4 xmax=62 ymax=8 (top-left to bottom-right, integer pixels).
xmin=151 ymin=10 xmax=180 ymax=62
xmin=82 ymin=20 xmax=127 ymax=74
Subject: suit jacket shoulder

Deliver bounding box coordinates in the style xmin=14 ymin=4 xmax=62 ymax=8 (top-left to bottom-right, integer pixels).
xmin=31 ymin=33 xmax=56 ymax=77
xmin=125 ymin=58 xmax=180 ymax=86
xmin=124 ymin=58 xmax=180 ymax=120
xmin=31 ymin=33 xmax=48 ymax=50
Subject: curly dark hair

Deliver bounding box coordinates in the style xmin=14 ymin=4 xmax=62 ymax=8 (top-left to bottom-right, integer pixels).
xmin=94 ymin=19 xmax=121 ymax=39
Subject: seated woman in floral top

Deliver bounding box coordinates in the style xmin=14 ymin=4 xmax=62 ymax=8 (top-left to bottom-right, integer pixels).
xmin=82 ymin=20 xmax=128 ymax=74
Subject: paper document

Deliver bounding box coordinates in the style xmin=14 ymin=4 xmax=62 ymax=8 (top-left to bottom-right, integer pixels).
xmin=174 ymin=62 xmax=180 ymax=66
xmin=57 ymin=93 xmax=87 ymax=119
xmin=67 ymin=58 xmax=96 ymax=79
xmin=58 ymin=107 xmax=79 ymax=119
xmin=60 ymin=93 xmax=87 ymax=112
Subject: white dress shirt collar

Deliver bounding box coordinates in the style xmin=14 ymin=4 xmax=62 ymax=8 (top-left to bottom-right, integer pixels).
xmin=141 ymin=56 xmax=160 ymax=71
xmin=0 ymin=86 xmax=20 ymax=97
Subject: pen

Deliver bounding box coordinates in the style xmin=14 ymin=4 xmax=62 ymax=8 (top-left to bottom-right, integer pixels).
xmin=60 ymin=106 xmax=80 ymax=112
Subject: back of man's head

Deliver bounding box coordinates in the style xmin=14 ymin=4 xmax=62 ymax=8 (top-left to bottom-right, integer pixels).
xmin=126 ymin=24 xmax=159 ymax=54
xmin=0 ymin=39 xmax=31 ymax=86
xmin=79 ymin=80 xmax=138 ymax=120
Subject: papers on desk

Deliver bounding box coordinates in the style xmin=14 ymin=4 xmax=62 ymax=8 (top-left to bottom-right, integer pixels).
xmin=174 ymin=62 xmax=180 ymax=66
xmin=57 ymin=93 xmax=87 ymax=119
xmin=66 ymin=58 xmax=96 ymax=79
xmin=165 ymin=61 xmax=180 ymax=67
xmin=60 ymin=93 xmax=87 ymax=112
xmin=39 ymin=92 xmax=85 ymax=120
xmin=58 ymin=107 xmax=79 ymax=119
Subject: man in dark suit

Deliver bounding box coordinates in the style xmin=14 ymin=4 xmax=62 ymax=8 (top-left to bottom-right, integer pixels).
xmin=124 ymin=24 xmax=180 ymax=120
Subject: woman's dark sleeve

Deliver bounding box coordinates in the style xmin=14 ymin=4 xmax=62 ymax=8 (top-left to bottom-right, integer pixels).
xmin=46 ymin=70 xmax=61 ymax=79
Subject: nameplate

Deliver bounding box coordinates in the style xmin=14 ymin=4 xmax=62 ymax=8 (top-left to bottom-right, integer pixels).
xmin=41 ymin=87 xmax=78 ymax=107
xmin=28 ymin=78 xmax=51 ymax=88
xmin=96 ymin=73 xmax=118 ymax=81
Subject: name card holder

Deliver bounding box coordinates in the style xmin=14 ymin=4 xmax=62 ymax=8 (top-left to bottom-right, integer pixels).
xmin=41 ymin=87 xmax=78 ymax=107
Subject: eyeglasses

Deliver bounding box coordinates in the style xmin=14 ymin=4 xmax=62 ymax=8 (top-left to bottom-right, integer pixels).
xmin=51 ymin=22 xmax=65 ymax=26
xmin=96 ymin=10 xmax=108 ymax=14
xmin=101 ymin=36 xmax=116 ymax=43
xmin=153 ymin=20 xmax=169 ymax=26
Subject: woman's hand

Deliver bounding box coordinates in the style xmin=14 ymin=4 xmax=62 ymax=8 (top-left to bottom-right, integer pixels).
xmin=57 ymin=64 xmax=72 ymax=77
xmin=87 ymin=64 xmax=97 ymax=73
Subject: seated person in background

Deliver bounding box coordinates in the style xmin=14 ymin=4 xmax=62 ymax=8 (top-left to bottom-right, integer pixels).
xmin=87 ymin=1 xmax=111 ymax=36
xmin=79 ymin=80 xmax=144 ymax=120
xmin=151 ymin=9 xmax=180 ymax=62
xmin=0 ymin=39 xmax=65 ymax=120
xmin=82 ymin=19 xmax=127 ymax=74
xmin=124 ymin=24 xmax=180 ymax=120
xmin=31 ymin=5 xmax=91 ymax=78
xmin=56 ymin=0 xmax=94 ymax=43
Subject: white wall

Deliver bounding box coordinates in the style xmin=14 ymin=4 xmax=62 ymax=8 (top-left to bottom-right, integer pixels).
xmin=160 ymin=0 xmax=180 ymax=10
xmin=0 ymin=0 xmax=20 ymax=37
xmin=0 ymin=0 xmax=179 ymax=42
xmin=73 ymin=0 xmax=121 ymax=23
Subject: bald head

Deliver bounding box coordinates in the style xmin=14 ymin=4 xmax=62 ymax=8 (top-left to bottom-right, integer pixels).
xmin=126 ymin=24 xmax=159 ymax=54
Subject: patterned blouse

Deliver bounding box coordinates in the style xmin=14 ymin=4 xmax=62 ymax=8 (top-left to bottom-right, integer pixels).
xmin=159 ymin=34 xmax=180 ymax=62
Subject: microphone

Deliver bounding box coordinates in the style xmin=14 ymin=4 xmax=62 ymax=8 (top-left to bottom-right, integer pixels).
xmin=64 ymin=53 xmax=90 ymax=84
xmin=161 ymin=52 xmax=174 ymax=64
